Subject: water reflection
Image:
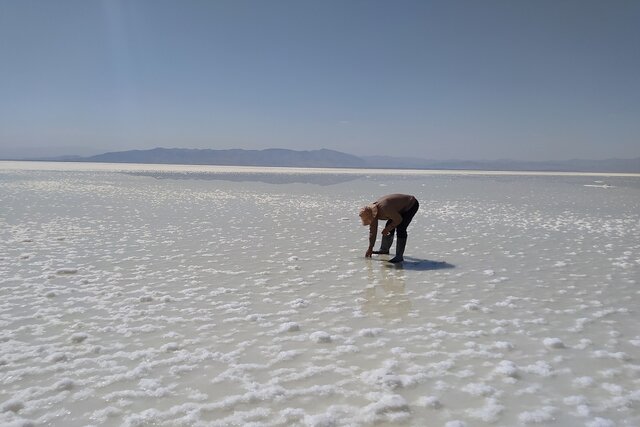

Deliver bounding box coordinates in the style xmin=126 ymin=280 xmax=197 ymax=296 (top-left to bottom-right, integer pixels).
xmin=123 ymin=171 xmax=363 ymax=186
xmin=361 ymin=259 xmax=411 ymax=318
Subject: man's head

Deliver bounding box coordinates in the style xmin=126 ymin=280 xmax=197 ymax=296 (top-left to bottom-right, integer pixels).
xmin=359 ymin=205 xmax=375 ymax=225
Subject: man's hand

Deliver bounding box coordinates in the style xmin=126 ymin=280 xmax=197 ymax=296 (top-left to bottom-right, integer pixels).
xmin=381 ymin=228 xmax=391 ymax=236
xmin=365 ymin=248 xmax=373 ymax=258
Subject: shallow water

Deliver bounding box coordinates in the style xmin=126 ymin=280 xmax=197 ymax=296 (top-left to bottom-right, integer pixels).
xmin=1 ymin=162 xmax=639 ymax=426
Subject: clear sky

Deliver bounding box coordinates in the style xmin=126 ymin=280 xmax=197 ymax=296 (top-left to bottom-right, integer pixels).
xmin=1 ymin=0 xmax=638 ymax=160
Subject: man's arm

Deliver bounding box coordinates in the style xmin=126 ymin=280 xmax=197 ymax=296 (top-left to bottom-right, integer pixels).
xmin=366 ymin=221 xmax=378 ymax=257
xmin=381 ymin=212 xmax=402 ymax=235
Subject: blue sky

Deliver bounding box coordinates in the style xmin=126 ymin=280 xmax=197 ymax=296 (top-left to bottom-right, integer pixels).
xmin=0 ymin=0 xmax=638 ymax=160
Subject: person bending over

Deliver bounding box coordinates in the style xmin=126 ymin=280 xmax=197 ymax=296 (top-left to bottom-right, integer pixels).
xmin=359 ymin=193 xmax=419 ymax=263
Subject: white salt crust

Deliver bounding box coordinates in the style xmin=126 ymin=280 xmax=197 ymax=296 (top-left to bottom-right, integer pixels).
xmin=0 ymin=165 xmax=639 ymax=426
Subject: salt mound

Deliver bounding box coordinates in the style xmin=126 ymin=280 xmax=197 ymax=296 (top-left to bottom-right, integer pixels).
xmin=415 ymin=396 xmax=442 ymax=409
xmin=279 ymin=322 xmax=301 ymax=333
xmin=69 ymin=333 xmax=89 ymax=344
xmin=0 ymin=399 xmax=24 ymax=413
xmin=309 ymin=331 xmax=332 ymax=343
xmin=518 ymin=406 xmax=557 ymax=423
xmin=359 ymin=328 xmax=384 ymax=337
xmin=543 ymin=337 xmax=565 ymax=349
xmin=494 ymin=360 xmax=519 ymax=378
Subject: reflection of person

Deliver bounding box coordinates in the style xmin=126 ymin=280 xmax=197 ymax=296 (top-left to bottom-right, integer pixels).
xmin=363 ymin=261 xmax=411 ymax=318
xmin=359 ymin=194 xmax=419 ymax=263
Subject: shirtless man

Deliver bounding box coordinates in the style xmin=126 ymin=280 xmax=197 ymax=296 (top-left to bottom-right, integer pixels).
xmin=359 ymin=194 xmax=419 ymax=263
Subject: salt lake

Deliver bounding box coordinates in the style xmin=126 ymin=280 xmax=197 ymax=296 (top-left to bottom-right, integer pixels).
xmin=1 ymin=161 xmax=639 ymax=426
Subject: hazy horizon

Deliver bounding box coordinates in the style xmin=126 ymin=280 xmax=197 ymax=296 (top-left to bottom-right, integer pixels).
xmin=1 ymin=1 xmax=639 ymax=161
xmin=1 ymin=145 xmax=639 ymax=164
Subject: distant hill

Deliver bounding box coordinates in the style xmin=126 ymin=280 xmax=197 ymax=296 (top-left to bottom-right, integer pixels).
xmin=83 ymin=148 xmax=367 ymax=168
xmin=12 ymin=147 xmax=640 ymax=173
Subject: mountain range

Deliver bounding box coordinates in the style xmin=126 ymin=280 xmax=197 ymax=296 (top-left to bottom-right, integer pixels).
xmin=9 ymin=147 xmax=640 ymax=173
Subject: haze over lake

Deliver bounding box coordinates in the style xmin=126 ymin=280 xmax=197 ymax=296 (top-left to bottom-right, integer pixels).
xmin=1 ymin=162 xmax=639 ymax=426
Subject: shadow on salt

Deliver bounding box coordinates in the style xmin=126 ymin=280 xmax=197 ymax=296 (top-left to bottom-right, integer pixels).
xmin=381 ymin=257 xmax=455 ymax=271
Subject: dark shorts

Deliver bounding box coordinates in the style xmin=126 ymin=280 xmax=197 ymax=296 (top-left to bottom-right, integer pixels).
xmin=386 ymin=200 xmax=419 ymax=238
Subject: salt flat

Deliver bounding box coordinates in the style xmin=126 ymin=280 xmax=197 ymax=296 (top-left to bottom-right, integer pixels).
xmin=1 ymin=162 xmax=639 ymax=426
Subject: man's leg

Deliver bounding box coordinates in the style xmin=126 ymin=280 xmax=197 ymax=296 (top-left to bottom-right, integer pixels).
xmin=389 ymin=201 xmax=419 ymax=263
